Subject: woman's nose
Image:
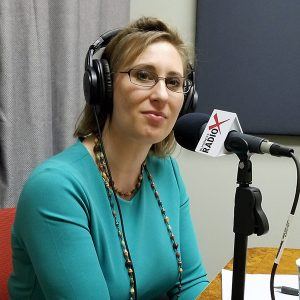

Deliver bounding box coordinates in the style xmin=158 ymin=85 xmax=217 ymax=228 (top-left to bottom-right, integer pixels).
xmin=149 ymin=79 xmax=169 ymax=103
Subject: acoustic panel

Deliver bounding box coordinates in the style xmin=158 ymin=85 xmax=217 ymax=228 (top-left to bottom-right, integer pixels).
xmin=195 ymin=0 xmax=300 ymax=135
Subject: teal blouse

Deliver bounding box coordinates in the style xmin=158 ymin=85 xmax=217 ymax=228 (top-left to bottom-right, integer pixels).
xmin=9 ymin=140 xmax=208 ymax=299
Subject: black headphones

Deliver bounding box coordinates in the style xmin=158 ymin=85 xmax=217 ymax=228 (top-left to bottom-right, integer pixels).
xmin=83 ymin=29 xmax=198 ymax=117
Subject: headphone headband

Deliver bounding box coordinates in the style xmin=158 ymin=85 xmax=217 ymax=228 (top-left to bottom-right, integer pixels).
xmin=85 ymin=29 xmax=121 ymax=69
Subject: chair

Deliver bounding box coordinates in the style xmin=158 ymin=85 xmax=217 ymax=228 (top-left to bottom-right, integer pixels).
xmin=0 ymin=208 xmax=16 ymax=300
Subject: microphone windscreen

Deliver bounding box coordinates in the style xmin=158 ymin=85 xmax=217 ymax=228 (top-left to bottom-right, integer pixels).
xmin=174 ymin=113 xmax=210 ymax=151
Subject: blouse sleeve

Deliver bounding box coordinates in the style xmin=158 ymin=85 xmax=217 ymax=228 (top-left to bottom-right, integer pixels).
xmin=167 ymin=158 xmax=209 ymax=299
xmin=12 ymin=168 xmax=110 ymax=299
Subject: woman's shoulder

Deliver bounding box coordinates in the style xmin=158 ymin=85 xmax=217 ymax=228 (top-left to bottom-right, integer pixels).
xmin=32 ymin=140 xmax=90 ymax=174
xmin=17 ymin=140 xmax=97 ymax=212
xmin=24 ymin=140 xmax=94 ymax=191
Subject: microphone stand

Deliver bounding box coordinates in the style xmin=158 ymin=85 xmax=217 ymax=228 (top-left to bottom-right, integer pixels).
xmin=226 ymin=138 xmax=269 ymax=300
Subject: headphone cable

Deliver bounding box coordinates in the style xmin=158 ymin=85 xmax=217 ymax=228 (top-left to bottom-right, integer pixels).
xmin=92 ymin=106 xmax=138 ymax=299
xmin=270 ymin=152 xmax=300 ymax=300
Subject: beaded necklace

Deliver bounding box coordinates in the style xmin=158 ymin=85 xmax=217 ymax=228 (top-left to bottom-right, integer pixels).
xmin=94 ymin=136 xmax=146 ymax=198
xmin=93 ymin=136 xmax=183 ymax=299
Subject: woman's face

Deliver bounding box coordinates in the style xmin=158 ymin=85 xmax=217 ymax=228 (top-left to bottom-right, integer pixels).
xmin=109 ymin=41 xmax=185 ymax=147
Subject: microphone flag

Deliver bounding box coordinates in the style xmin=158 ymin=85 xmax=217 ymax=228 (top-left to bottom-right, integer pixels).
xmin=195 ymin=109 xmax=242 ymax=157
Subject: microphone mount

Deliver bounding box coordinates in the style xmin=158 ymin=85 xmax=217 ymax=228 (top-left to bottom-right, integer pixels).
xmin=231 ymin=145 xmax=269 ymax=300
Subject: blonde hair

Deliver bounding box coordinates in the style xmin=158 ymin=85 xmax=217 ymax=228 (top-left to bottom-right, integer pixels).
xmin=74 ymin=17 xmax=190 ymax=157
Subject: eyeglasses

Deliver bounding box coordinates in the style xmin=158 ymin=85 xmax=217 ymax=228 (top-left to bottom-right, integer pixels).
xmin=119 ymin=68 xmax=193 ymax=94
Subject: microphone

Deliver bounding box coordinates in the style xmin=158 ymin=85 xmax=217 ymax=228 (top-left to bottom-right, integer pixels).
xmin=174 ymin=110 xmax=294 ymax=158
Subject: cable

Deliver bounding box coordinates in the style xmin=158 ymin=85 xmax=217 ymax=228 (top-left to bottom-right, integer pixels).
xmin=290 ymin=153 xmax=300 ymax=215
xmin=92 ymin=106 xmax=138 ymax=299
xmin=270 ymin=152 xmax=300 ymax=300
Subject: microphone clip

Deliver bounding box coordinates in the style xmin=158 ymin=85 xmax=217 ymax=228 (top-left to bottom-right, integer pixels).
xmin=231 ymin=154 xmax=269 ymax=299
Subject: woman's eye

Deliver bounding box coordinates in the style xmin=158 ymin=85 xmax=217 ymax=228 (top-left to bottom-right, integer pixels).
xmin=167 ymin=77 xmax=181 ymax=87
xmin=136 ymin=70 xmax=153 ymax=81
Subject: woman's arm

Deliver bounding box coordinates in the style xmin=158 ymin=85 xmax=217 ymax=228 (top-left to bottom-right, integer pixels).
xmin=12 ymin=168 xmax=110 ymax=299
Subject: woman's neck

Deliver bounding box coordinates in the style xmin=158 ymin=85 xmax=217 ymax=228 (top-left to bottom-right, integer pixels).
xmin=83 ymin=127 xmax=151 ymax=200
xmin=101 ymin=124 xmax=150 ymax=194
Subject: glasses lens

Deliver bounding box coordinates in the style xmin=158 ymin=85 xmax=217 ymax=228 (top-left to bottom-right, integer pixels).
xmin=129 ymin=69 xmax=156 ymax=87
xmin=166 ymin=77 xmax=184 ymax=93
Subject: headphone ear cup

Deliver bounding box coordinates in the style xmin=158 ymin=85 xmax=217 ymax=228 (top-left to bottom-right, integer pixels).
xmin=90 ymin=59 xmax=113 ymax=113
xmin=83 ymin=65 xmax=99 ymax=106
xmin=91 ymin=59 xmax=105 ymax=107
xmin=179 ymin=70 xmax=198 ymax=117
xmin=100 ymin=58 xmax=113 ymax=113
xmin=179 ymin=88 xmax=196 ymax=117
xmin=83 ymin=58 xmax=113 ymax=113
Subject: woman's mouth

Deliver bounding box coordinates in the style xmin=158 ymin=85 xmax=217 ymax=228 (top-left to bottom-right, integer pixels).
xmin=142 ymin=111 xmax=167 ymax=124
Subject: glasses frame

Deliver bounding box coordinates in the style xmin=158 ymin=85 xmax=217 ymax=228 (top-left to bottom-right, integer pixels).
xmin=119 ymin=68 xmax=193 ymax=94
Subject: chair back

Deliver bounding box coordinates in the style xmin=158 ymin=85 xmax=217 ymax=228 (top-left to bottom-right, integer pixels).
xmin=0 ymin=208 xmax=16 ymax=300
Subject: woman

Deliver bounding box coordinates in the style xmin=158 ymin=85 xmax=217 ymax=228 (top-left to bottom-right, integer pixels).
xmin=9 ymin=17 xmax=209 ymax=299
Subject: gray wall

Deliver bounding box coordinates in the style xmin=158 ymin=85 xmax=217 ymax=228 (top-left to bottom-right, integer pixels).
xmin=131 ymin=0 xmax=300 ymax=281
